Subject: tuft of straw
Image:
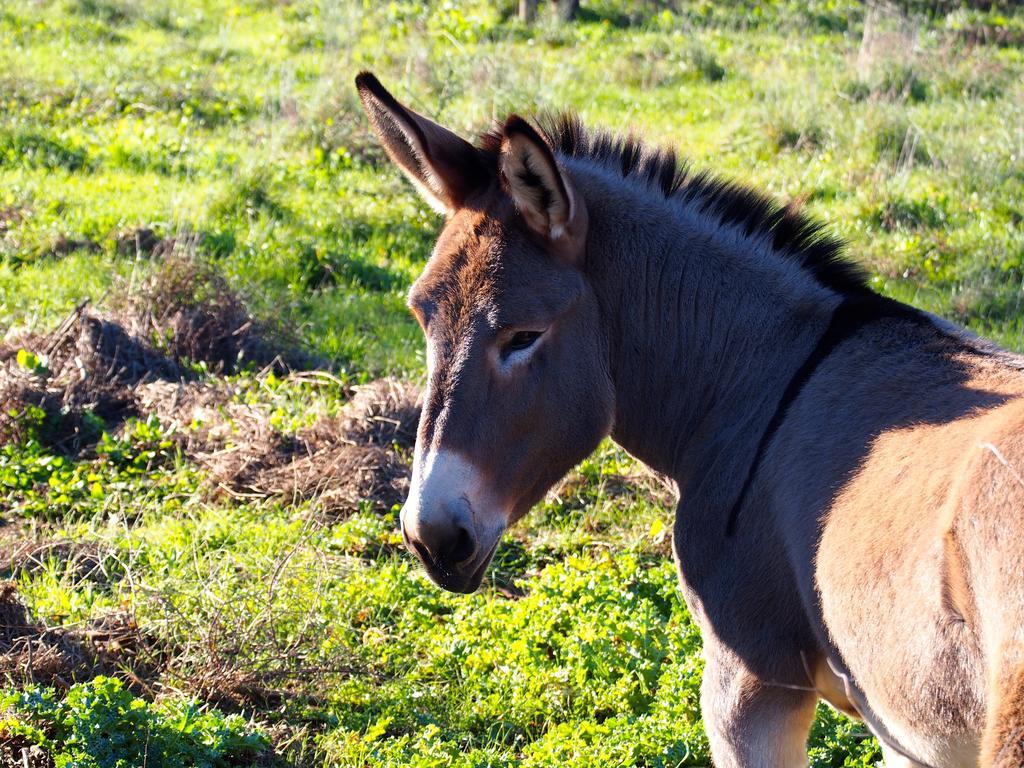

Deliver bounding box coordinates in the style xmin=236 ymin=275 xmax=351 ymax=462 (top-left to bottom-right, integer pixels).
xmin=0 ymin=581 xmax=163 ymax=694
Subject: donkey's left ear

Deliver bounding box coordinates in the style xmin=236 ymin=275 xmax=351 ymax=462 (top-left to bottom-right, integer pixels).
xmin=500 ymin=116 xmax=588 ymax=264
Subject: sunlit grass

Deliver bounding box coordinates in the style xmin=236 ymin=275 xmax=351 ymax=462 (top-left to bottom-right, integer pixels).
xmin=1 ymin=0 xmax=1022 ymax=765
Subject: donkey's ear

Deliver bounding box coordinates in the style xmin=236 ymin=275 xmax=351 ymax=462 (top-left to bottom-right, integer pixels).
xmin=355 ymin=72 xmax=489 ymax=214
xmin=500 ymin=115 xmax=587 ymax=264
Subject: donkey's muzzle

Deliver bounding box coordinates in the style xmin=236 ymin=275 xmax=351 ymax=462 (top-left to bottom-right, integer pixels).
xmin=401 ymin=501 xmax=485 ymax=593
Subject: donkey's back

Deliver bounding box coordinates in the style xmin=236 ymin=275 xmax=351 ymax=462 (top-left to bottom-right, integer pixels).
xmin=809 ymin=326 xmax=1024 ymax=766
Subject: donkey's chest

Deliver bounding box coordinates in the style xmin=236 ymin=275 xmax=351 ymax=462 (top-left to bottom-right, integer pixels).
xmin=671 ymin=503 xmax=820 ymax=682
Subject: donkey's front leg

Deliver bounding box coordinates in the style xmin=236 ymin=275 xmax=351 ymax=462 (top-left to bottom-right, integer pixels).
xmin=702 ymin=644 xmax=818 ymax=767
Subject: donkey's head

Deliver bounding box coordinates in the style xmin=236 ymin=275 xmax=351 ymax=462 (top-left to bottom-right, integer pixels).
xmin=356 ymin=73 xmax=614 ymax=593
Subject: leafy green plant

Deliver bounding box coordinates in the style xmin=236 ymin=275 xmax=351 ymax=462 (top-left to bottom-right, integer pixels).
xmin=15 ymin=348 xmax=50 ymax=377
xmin=0 ymin=416 xmax=194 ymax=520
xmin=0 ymin=677 xmax=268 ymax=768
xmin=96 ymin=415 xmax=178 ymax=473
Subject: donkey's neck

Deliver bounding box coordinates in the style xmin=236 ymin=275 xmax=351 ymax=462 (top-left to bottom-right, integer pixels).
xmin=574 ymin=161 xmax=841 ymax=496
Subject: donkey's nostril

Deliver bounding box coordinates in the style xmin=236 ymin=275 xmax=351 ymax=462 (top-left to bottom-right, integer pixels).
xmin=409 ymin=527 xmax=475 ymax=568
xmin=411 ymin=539 xmax=432 ymax=564
xmin=445 ymin=525 xmax=477 ymax=565
xmin=404 ymin=503 xmax=479 ymax=571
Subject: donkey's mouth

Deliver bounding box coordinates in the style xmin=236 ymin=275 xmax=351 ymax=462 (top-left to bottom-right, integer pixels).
xmin=414 ymin=536 xmax=501 ymax=595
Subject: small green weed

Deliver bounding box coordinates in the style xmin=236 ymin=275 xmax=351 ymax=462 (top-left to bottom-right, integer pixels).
xmin=0 ymin=676 xmax=268 ymax=768
xmin=0 ymin=415 xmax=195 ymax=521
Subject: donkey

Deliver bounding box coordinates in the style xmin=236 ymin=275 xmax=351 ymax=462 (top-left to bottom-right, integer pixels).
xmin=355 ymin=72 xmax=1024 ymax=767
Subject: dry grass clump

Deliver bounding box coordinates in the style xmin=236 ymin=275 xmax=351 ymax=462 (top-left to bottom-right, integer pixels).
xmin=329 ymin=377 xmax=420 ymax=448
xmin=114 ymin=226 xmax=177 ymax=258
xmin=110 ymin=254 xmax=310 ymax=375
xmin=2 ymin=540 xmax=109 ymax=585
xmin=0 ymin=581 xmax=163 ymax=694
xmin=187 ymin=664 xmax=289 ymax=711
xmin=134 ymin=376 xmax=420 ymax=515
xmin=0 ymin=303 xmax=180 ymax=451
xmin=0 ymin=254 xmax=310 ymax=453
xmin=198 ymin=378 xmax=421 ymax=514
xmin=0 ymin=297 xmax=422 ymax=512
xmin=0 ymin=253 xmax=419 ymax=518
xmin=243 ymin=444 xmax=409 ymax=515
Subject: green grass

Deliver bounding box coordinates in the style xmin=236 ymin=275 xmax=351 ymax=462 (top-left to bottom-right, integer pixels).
xmin=2 ymin=677 xmax=267 ymax=768
xmin=1 ymin=0 xmax=1022 ymax=765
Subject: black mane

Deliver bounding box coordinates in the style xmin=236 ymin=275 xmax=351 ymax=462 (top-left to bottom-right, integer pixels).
xmin=480 ymin=113 xmax=870 ymax=296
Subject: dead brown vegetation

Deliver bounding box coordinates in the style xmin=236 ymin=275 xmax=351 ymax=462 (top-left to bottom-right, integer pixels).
xmin=0 ymin=581 xmax=163 ymax=694
xmin=126 ymin=374 xmax=420 ymax=514
xmin=2 ymin=539 xmax=109 ymax=585
xmin=0 ymin=254 xmax=311 ymax=453
xmin=110 ymin=254 xmax=310 ymax=374
xmin=0 ymin=264 xmax=421 ymax=510
xmin=114 ymin=226 xmax=177 ymax=257
xmin=0 ymin=255 xmax=427 ymax=719
xmin=193 ymin=377 xmax=420 ymax=514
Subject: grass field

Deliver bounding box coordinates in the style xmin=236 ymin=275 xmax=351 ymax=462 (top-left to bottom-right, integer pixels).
xmin=0 ymin=1 xmax=1022 ymax=765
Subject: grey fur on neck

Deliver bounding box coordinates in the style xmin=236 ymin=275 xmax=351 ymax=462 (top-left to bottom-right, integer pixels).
xmin=567 ymin=156 xmax=843 ymax=496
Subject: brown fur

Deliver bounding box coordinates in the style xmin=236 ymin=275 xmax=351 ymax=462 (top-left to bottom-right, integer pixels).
xmin=357 ymin=72 xmax=1024 ymax=765
xmin=984 ymin=663 xmax=1024 ymax=767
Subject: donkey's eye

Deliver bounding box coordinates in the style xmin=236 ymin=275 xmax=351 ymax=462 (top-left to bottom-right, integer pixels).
xmin=504 ymin=330 xmax=543 ymax=356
